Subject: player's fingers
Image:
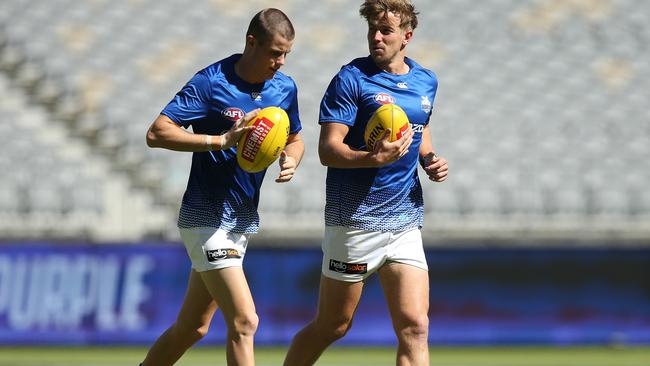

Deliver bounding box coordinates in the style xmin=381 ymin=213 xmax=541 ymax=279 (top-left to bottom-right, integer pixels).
xmin=237 ymin=109 xmax=260 ymax=128
xmin=381 ymin=128 xmax=392 ymax=141
xmin=372 ymin=129 xmax=393 ymax=153
xmin=393 ymin=139 xmax=411 ymax=160
xmin=428 ymin=163 xmax=448 ymax=177
xmin=275 ymin=171 xmax=294 ymax=183
xmin=399 ymin=135 xmax=413 ymax=155
xmin=398 ymin=129 xmax=414 ymax=146
xmin=227 ymin=125 xmax=254 ymax=145
xmin=431 ymin=170 xmax=448 ymax=182
xmin=281 ymin=165 xmax=295 ymax=175
xmin=244 ymin=108 xmax=260 ymax=121
xmin=237 ymin=125 xmax=255 ymax=133
xmin=279 ymin=162 xmax=289 ymax=171
xmin=398 ymin=142 xmax=410 ymax=158
xmin=398 ymin=130 xmax=411 ymax=144
xmin=430 ymin=156 xmax=446 ymax=168
xmin=279 ymin=155 xmax=295 ymax=169
xmin=433 ymin=174 xmax=448 ymax=182
xmin=396 ymin=127 xmax=412 ymax=141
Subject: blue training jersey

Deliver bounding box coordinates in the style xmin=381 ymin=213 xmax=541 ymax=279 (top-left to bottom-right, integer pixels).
xmin=320 ymin=56 xmax=437 ymax=232
xmin=162 ymin=54 xmax=302 ymax=233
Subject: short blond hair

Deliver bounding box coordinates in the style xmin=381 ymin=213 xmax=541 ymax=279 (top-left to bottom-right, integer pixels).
xmin=359 ymin=0 xmax=419 ymax=30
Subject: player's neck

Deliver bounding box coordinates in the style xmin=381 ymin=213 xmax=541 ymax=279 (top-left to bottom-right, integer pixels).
xmin=377 ymin=57 xmax=409 ymax=75
xmin=234 ymin=57 xmax=264 ymax=84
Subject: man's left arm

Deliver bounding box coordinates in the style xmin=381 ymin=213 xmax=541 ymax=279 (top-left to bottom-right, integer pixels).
xmin=276 ymin=132 xmax=304 ymax=183
xmin=419 ymin=124 xmax=448 ymax=182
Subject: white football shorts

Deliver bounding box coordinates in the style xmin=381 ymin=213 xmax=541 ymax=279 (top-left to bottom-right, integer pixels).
xmin=321 ymin=226 xmax=428 ymax=282
xmin=179 ymin=227 xmax=250 ymax=272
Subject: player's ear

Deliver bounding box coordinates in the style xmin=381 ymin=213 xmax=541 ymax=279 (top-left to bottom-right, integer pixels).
xmin=402 ymin=29 xmax=413 ymax=47
xmin=245 ymin=34 xmax=257 ymax=49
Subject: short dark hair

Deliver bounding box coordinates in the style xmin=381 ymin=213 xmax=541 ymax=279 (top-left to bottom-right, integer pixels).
xmin=246 ymin=8 xmax=295 ymax=44
xmin=359 ymin=0 xmax=419 ymax=31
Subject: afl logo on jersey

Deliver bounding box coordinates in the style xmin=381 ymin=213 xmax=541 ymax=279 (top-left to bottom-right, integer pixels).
xmin=373 ymin=93 xmax=395 ymax=105
xmin=222 ymin=107 xmax=245 ymax=121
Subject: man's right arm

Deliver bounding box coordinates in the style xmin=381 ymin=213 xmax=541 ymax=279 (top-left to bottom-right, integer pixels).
xmin=318 ymin=122 xmax=413 ymax=168
xmin=146 ymin=114 xmax=213 ymax=152
xmin=146 ymin=111 xmax=258 ymax=152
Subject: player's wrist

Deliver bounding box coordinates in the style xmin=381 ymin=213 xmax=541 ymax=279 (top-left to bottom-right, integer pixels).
xmin=205 ymin=135 xmax=225 ymax=151
xmin=205 ymin=135 xmax=213 ymax=151
xmin=419 ymin=152 xmax=436 ymax=167
xmin=221 ymin=134 xmax=233 ymax=150
xmin=366 ymin=150 xmax=388 ymax=168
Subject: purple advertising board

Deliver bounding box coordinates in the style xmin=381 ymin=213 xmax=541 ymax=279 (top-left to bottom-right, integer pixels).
xmin=0 ymin=241 xmax=649 ymax=346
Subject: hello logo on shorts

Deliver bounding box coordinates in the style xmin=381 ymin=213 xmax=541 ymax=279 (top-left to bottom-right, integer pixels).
xmin=329 ymin=259 xmax=368 ymax=274
xmin=206 ymin=248 xmax=241 ymax=262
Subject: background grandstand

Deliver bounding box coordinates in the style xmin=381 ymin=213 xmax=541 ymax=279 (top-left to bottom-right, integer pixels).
xmin=1 ymin=0 xmax=649 ymax=242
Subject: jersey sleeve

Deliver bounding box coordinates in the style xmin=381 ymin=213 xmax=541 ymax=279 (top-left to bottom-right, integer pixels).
xmin=161 ymin=71 xmax=212 ymax=128
xmin=319 ymin=67 xmax=360 ymax=126
xmin=286 ymin=79 xmax=303 ymax=135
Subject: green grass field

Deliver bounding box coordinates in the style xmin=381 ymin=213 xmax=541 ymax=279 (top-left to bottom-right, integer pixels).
xmin=0 ymin=346 xmax=648 ymax=366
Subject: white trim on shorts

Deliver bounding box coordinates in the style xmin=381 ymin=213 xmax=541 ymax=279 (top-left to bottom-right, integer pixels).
xmin=179 ymin=227 xmax=250 ymax=272
xmin=321 ymin=226 xmax=428 ymax=282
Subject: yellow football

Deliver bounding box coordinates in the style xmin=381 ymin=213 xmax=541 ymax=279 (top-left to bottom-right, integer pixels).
xmin=364 ymin=103 xmax=410 ymax=151
xmin=236 ymin=106 xmax=290 ymax=173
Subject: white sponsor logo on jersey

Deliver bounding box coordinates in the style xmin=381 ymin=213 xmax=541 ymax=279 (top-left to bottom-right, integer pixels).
xmin=421 ymin=95 xmax=432 ymax=113
xmin=409 ymin=123 xmax=424 ymax=133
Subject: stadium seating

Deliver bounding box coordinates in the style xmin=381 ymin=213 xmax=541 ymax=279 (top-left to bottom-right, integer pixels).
xmin=0 ymin=73 xmax=170 ymax=240
xmin=0 ymin=0 xmax=648 ymax=241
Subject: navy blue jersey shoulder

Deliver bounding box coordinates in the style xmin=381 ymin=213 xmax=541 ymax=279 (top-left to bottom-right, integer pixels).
xmin=161 ymin=54 xmax=302 ymax=233
xmin=319 ymin=56 xmax=437 ymax=232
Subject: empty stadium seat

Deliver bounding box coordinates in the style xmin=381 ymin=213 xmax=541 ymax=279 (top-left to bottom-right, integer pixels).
xmin=0 ymin=0 xmax=648 ymax=241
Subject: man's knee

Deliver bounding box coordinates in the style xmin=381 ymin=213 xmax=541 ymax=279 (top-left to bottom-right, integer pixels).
xmin=316 ymin=316 xmax=354 ymax=342
xmin=231 ymin=312 xmax=259 ymax=338
xmin=396 ymin=314 xmax=429 ymax=341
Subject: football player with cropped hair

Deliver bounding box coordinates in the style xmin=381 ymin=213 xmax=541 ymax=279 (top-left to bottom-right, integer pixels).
xmin=141 ymin=8 xmax=304 ymax=366
xmin=284 ymin=1 xmax=447 ymax=365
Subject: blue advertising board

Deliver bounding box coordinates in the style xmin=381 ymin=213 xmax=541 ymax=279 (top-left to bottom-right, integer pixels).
xmin=0 ymin=242 xmax=648 ymax=346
